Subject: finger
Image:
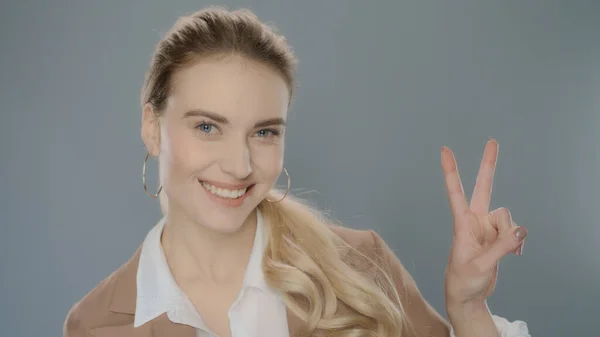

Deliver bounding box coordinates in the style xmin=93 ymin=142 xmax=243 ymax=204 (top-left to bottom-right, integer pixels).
xmin=441 ymin=146 xmax=470 ymax=219
xmin=473 ymin=226 xmax=528 ymax=270
xmin=487 ymin=207 xmax=512 ymax=233
xmin=517 ymin=237 xmax=526 ymax=256
xmin=484 ymin=207 xmax=512 ymax=243
xmin=488 ymin=207 xmax=523 ymax=255
xmin=512 ymin=222 xmax=526 ymax=256
xmin=470 ymin=139 xmax=499 ymax=216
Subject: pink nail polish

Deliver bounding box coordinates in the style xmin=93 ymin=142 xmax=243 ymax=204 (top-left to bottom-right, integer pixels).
xmin=518 ymin=241 xmax=525 ymax=256
xmin=514 ymin=227 xmax=528 ymax=241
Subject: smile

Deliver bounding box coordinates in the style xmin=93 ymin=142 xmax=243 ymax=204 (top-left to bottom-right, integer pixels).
xmin=199 ymin=180 xmax=254 ymax=199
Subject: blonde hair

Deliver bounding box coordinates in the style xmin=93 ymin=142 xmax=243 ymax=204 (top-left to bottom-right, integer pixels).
xmin=142 ymin=7 xmax=405 ymax=336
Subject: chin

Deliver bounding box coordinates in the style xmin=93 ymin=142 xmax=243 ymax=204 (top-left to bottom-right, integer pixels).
xmin=197 ymin=213 xmax=250 ymax=234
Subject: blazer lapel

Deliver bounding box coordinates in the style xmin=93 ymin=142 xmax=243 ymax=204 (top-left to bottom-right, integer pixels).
xmin=90 ymin=323 xmax=152 ymax=337
xmin=88 ymin=315 xmax=194 ymax=337
xmin=286 ymin=307 xmax=308 ymax=337
xmin=150 ymin=313 xmax=196 ymax=337
xmin=109 ymin=246 xmax=142 ymax=315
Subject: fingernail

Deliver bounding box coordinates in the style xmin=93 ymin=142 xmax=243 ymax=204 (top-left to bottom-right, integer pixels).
xmin=514 ymin=226 xmax=528 ymax=241
xmin=518 ymin=240 xmax=525 ymax=256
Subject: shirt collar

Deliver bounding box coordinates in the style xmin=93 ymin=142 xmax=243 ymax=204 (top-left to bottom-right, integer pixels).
xmin=133 ymin=210 xmax=271 ymax=327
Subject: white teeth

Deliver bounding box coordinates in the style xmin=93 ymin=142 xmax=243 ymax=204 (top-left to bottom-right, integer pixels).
xmin=200 ymin=181 xmax=248 ymax=199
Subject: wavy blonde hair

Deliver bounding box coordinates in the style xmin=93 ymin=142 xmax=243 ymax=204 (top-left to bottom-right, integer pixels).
xmin=142 ymin=6 xmax=406 ymax=336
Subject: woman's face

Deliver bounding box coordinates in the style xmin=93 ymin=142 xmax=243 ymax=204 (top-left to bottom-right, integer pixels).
xmin=142 ymin=55 xmax=290 ymax=233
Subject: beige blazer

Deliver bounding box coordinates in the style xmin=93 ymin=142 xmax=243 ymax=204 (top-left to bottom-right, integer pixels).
xmin=63 ymin=225 xmax=451 ymax=337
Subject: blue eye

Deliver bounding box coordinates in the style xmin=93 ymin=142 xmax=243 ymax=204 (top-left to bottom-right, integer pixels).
xmin=197 ymin=123 xmax=215 ymax=134
xmin=257 ymin=130 xmax=270 ymax=137
xmin=256 ymin=129 xmax=280 ymax=137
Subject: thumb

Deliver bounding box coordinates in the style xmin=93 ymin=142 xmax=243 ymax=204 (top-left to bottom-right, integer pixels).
xmin=474 ymin=226 xmax=528 ymax=269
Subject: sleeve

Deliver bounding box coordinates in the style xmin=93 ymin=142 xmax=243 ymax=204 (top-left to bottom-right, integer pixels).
xmin=450 ymin=315 xmax=531 ymax=337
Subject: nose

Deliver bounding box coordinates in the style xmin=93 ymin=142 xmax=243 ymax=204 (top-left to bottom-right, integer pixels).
xmin=220 ymin=138 xmax=253 ymax=180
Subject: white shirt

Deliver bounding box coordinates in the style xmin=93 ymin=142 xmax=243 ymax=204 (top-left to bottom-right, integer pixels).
xmin=133 ymin=210 xmax=531 ymax=337
xmin=133 ymin=210 xmax=289 ymax=337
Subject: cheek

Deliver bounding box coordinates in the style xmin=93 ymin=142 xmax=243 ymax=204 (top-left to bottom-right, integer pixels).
xmin=159 ymin=127 xmax=207 ymax=181
xmin=251 ymin=143 xmax=284 ymax=181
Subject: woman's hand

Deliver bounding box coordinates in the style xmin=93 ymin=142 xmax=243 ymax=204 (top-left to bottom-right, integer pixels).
xmin=441 ymin=139 xmax=527 ymax=313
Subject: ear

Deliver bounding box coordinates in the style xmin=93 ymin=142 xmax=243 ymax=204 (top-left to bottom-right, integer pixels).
xmin=141 ymin=103 xmax=161 ymax=156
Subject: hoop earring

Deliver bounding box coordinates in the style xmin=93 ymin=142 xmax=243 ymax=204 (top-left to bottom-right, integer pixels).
xmin=142 ymin=152 xmax=162 ymax=198
xmin=265 ymin=167 xmax=290 ymax=203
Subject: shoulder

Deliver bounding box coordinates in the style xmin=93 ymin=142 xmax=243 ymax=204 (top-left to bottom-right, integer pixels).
xmin=63 ymin=248 xmax=141 ymax=337
xmin=327 ymin=223 xmax=418 ymax=293
xmin=327 ymin=223 xmax=377 ymax=249
xmin=327 ymin=224 xmax=390 ymax=271
xmin=328 ymin=224 xmax=452 ymax=336
xmin=63 ymin=275 xmax=114 ymax=336
xmin=327 ymin=223 xmax=389 ymax=254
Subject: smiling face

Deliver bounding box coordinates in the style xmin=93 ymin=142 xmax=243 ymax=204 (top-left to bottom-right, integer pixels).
xmin=142 ymin=54 xmax=290 ymax=234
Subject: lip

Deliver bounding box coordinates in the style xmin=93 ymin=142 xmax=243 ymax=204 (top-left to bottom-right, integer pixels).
xmin=198 ymin=179 xmax=254 ymax=190
xmin=198 ymin=180 xmax=255 ymax=208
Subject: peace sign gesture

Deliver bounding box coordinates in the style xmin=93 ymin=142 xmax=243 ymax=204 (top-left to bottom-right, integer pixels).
xmin=441 ymin=139 xmax=527 ymax=308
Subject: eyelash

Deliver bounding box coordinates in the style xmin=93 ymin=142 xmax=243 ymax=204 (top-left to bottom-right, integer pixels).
xmin=256 ymin=128 xmax=281 ymax=137
xmin=195 ymin=122 xmax=218 ymax=135
xmin=195 ymin=122 xmax=281 ymax=138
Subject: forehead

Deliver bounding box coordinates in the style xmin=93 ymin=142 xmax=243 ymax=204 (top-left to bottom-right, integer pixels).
xmin=166 ymin=55 xmax=290 ymax=122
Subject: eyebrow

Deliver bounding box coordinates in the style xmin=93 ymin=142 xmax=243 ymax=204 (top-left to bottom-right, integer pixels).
xmin=183 ymin=109 xmax=286 ymax=128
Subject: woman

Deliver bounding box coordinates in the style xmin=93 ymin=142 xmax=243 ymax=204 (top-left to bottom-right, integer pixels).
xmin=64 ymin=6 xmax=530 ymax=337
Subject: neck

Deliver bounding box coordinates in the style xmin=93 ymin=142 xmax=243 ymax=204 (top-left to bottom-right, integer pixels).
xmin=161 ymin=209 xmax=258 ymax=286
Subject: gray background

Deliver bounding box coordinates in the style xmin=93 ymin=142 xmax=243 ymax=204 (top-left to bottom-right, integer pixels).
xmin=1 ymin=0 xmax=599 ymax=336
